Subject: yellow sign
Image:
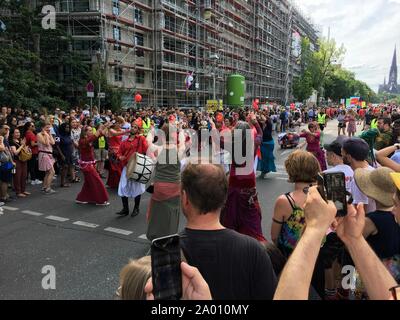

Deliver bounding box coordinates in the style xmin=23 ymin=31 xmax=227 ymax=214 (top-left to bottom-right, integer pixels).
xmin=362 ymin=101 xmax=366 ymax=108
xmin=206 ymin=100 xmax=223 ymax=113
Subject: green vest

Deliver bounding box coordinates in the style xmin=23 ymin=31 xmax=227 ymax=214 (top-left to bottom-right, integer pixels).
xmin=371 ymin=119 xmax=378 ymax=129
xmin=317 ymin=114 xmax=326 ymax=124
xmin=142 ymin=118 xmax=151 ymax=136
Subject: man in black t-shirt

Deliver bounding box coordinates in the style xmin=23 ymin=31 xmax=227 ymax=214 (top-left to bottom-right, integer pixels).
xmin=180 ymin=163 xmax=277 ymax=300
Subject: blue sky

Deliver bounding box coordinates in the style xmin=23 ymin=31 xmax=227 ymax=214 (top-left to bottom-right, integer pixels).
xmin=296 ymin=0 xmax=400 ymax=92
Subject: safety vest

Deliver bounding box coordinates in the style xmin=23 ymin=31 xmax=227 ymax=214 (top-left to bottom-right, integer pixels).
xmin=371 ymin=118 xmax=378 ymax=129
xmin=317 ymin=113 xmax=326 ymax=124
xmin=142 ymin=118 xmax=151 ymax=136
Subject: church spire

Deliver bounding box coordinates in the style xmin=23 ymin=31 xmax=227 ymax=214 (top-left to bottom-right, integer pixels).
xmin=388 ymin=45 xmax=398 ymax=92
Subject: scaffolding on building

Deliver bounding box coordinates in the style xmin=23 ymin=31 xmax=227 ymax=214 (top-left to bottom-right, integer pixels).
xmin=28 ymin=0 xmax=319 ymax=109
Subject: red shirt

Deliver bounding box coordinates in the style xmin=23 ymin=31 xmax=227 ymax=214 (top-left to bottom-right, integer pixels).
xmin=118 ymin=135 xmax=148 ymax=167
xmin=25 ymin=130 xmax=38 ymax=155
xmin=79 ymin=135 xmax=98 ymax=162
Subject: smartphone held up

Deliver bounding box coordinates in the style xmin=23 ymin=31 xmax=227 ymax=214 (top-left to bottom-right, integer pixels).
xmin=151 ymin=234 xmax=182 ymax=300
xmin=317 ymin=172 xmax=351 ymax=217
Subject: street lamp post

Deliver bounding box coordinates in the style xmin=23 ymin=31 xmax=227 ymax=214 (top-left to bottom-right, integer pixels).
xmin=209 ymin=54 xmax=219 ymax=101
xmin=96 ymin=51 xmax=102 ymax=114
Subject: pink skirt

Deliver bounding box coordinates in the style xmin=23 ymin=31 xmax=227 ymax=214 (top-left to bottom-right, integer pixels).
xmin=38 ymin=152 xmax=55 ymax=172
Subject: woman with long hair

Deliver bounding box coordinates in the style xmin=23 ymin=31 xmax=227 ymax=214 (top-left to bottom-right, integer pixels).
xmin=58 ymin=122 xmax=76 ymax=187
xmin=106 ymin=117 xmax=128 ymax=189
xmin=23 ymin=121 xmax=42 ymax=185
xmin=37 ymin=121 xmax=56 ymax=194
xmin=346 ymin=109 xmax=357 ymax=137
xmin=300 ymin=122 xmax=327 ymax=171
xmin=9 ymin=128 xmax=30 ymax=198
xmin=76 ymin=124 xmax=109 ymax=205
xmin=257 ymin=115 xmax=276 ymax=179
xmin=215 ymin=112 xmax=267 ymax=244
xmin=146 ymin=123 xmax=185 ymax=241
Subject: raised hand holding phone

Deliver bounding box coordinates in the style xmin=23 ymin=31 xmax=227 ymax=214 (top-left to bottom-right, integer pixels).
xmin=150 ymin=234 xmax=182 ymax=300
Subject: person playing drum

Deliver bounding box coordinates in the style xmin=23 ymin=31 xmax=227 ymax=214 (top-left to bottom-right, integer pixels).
xmin=115 ymin=120 xmax=149 ymax=217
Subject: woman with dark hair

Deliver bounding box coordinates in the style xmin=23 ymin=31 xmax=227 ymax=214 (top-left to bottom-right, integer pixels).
xmin=300 ymin=122 xmax=327 ymax=171
xmin=76 ymin=124 xmax=109 ymax=205
xmin=23 ymin=121 xmax=42 ymax=185
xmin=58 ymin=122 xmax=75 ymax=187
xmin=212 ymin=112 xmax=267 ymax=244
xmin=106 ymin=117 xmax=128 ymax=189
xmin=146 ymin=123 xmax=185 ymax=240
xmin=257 ymin=115 xmax=276 ymax=179
xmin=9 ymin=128 xmax=29 ymax=198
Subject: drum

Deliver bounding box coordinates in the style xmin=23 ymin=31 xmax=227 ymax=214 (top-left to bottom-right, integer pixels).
xmin=126 ymin=152 xmax=155 ymax=184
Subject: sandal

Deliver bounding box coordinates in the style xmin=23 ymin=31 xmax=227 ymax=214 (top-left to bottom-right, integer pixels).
xmin=71 ymin=177 xmax=81 ymax=183
xmin=23 ymin=192 xmax=31 ymax=195
xmin=17 ymin=193 xmax=27 ymax=198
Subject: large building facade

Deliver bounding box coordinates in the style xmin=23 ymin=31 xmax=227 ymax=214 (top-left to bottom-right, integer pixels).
xmin=40 ymin=0 xmax=319 ymax=108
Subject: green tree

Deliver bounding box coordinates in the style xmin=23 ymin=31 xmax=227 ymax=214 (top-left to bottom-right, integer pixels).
xmin=309 ymin=38 xmax=346 ymax=104
xmin=0 ymin=1 xmax=88 ymax=109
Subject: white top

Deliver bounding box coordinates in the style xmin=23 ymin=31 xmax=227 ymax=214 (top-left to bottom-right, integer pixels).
xmin=350 ymin=165 xmax=376 ymax=213
xmin=324 ymin=164 xmax=354 ymax=193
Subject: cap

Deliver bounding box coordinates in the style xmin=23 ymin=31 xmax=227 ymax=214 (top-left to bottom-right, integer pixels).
xmin=342 ymin=138 xmax=370 ymax=161
xmin=324 ymin=140 xmax=343 ymax=157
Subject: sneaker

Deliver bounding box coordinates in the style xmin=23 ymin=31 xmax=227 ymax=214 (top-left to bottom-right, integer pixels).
xmin=44 ymin=188 xmax=56 ymax=195
xmin=31 ymin=181 xmax=37 ymax=186
xmin=76 ymin=200 xmax=88 ymax=204
xmin=0 ymin=202 xmax=5 ymax=207
xmin=35 ymin=180 xmax=42 ymax=185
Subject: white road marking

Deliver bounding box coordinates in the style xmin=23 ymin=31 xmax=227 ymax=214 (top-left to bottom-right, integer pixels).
xmin=138 ymin=234 xmax=148 ymax=240
xmin=268 ymin=172 xmax=288 ymax=176
xmin=45 ymin=215 xmax=70 ymax=222
xmin=73 ymin=221 xmax=99 ymax=228
xmin=22 ymin=210 xmax=44 ymax=216
xmin=2 ymin=206 xmax=19 ymax=211
xmin=104 ymin=227 xmax=133 ymax=236
xmin=275 ymin=177 xmax=289 ymax=180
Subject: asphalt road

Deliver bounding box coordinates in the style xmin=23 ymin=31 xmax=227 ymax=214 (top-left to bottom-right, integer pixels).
xmin=0 ymin=120 xmax=344 ymax=299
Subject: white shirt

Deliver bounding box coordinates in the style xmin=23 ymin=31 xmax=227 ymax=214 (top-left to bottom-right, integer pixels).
xmin=324 ymin=164 xmax=354 ymax=193
xmin=350 ymin=165 xmax=376 ymax=213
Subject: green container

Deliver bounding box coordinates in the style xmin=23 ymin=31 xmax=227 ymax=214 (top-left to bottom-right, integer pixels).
xmin=226 ymin=74 xmax=245 ymax=107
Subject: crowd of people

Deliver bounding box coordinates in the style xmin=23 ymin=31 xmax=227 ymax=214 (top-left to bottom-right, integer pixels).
xmin=1 ymin=102 xmax=399 ymax=300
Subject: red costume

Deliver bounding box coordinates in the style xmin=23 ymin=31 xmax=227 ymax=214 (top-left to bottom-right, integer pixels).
xmin=76 ymin=135 xmax=109 ymax=205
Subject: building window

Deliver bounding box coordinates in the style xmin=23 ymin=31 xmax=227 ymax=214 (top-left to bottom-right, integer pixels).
xmin=134 ymin=9 xmax=143 ymax=24
xmin=134 ymin=33 xmax=144 ymax=46
xmin=136 ymin=70 xmax=145 ymax=84
xmin=112 ymin=0 xmax=119 ymax=15
xmin=114 ymin=67 xmax=123 ymax=82
xmin=113 ymin=26 xmax=121 ymax=50
xmin=134 ymin=33 xmax=145 ymax=57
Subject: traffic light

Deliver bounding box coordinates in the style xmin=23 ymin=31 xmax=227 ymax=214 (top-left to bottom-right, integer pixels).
xmin=0 ymin=70 xmax=4 ymax=93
